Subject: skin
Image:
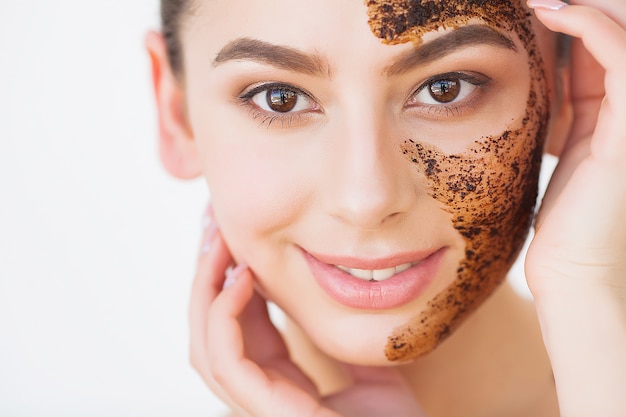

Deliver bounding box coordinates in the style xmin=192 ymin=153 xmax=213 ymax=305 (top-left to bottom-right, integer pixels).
xmin=147 ymin=0 xmax=626 ymax=415
xmin=363 ymin=0 xmax=552 ymax=361
xmin=172 ymin=0 xmax=560 ymax=367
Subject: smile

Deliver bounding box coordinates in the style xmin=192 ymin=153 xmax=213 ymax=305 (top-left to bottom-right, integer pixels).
xmin=302 ymin=247 xmax=446 ymax=310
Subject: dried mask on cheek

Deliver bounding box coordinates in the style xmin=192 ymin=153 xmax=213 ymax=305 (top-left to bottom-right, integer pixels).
xmin=365 ymin=0 xmax=551 ymax=361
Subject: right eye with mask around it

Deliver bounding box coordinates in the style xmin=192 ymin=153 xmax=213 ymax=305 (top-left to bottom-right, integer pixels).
xmin=408 ymin=72 xmax=489 ymax=107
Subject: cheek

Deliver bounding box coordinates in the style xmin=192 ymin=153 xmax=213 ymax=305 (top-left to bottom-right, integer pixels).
xmin=198 ymin=132 xmax=314 ymax=263
xmin=406 ymin=126 xmax=544 ymax=270
xmin=387 ymin=94 xmax=548 ymax=360
xmin=387 ymin=127 xmax=545 ymax=361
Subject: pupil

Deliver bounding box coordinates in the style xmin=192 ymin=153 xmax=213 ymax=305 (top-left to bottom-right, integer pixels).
xmin=268 ymin=88 xmax=298 ymax=112
xmin=429 ymin=79 xmax=460 ymax=103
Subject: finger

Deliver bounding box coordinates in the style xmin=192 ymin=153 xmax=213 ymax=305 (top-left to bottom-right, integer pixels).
xmin=209 ymin=267 xmax=338 ymax=417
xmin=200 ymin=203 xmax=214 ymax=237
xmin=239 ymin=290 xmax=319 ymax=396
xmin=570 ymin=0 xmax=626 ymax=29
xmin=346 ymin=365 xmax=407 ymax=385
xmin=199 ymin=203 xmax=289 ymax=367
xmin=239 ymin=288 xmax=289 ymax=363
xmin=324 ymin=366 xmax=427 ymax=417
xmin=530 ymin=4 xmax=626 ymax=75
xmin=189 ymin=214 xmax=233 ymax=375
xmin=530 ymin=3 xmax=626 ymax=155
xmin=189 ymin=212 xmax=248 ymax=413
xmin=191 ymin=209 xmax=323 ymax=414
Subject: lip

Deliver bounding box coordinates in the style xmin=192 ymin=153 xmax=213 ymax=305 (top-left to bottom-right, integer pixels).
xmin=301 ymin=247 xmax=447 ymax=311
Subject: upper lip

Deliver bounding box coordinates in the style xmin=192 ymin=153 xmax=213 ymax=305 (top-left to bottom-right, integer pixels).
xmin=302 ymin=247 xmax=442 ymax=270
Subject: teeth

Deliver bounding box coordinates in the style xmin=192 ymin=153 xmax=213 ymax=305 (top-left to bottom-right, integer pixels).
xmin=395 ymin=263 xmax=412 ymax=274
xmin=350 ymin=268 xmax=374 ymax=280
xmin=336 ymin=262 xmax=415 ymax=282
xmin=373 ymin=267 xmax=397 ymax=281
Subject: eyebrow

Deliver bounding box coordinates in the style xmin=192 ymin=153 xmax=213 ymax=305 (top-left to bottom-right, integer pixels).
xmin=213 ymin=38 xmax=328 ymax=76
xmin=213 ymin=25 xmax=517 ymax=78
xmin=385 ymin=25 xmax=517 ymax=76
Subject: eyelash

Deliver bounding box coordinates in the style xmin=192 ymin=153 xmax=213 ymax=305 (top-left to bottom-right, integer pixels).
xmin=237 ymin=82 xmax=318 ymax=128
xmin=236 ymin=72 xmax=490 ymax=127
xmin=406 ymin=72 xmax=489 ymax=118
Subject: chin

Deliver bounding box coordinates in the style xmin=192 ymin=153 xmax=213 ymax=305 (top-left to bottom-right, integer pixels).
xmin=285 ymin=303 xmax=438 ymax=366
xmin=259 ymin=243 xmax=468 ymax=366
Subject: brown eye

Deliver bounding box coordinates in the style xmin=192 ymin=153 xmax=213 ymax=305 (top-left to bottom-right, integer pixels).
xmin=247 ymin=83 xmax=318 ymax=116
xmin=267 ymin=88 xmax=298 ymax=112
xmin=249 ymin=84 xmax=315 ymax=114
xmin=429 ymin=79 xmax=461 ymax=103
xmin=407 ymin=72 xmax=487 ymax=114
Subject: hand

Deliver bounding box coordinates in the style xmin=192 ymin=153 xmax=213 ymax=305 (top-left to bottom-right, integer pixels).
xmin=526 ymin=1 xmax=626 ymax=294
xmin=189 ymin=208 xmax=427 ymax=417
xmin=566 ymin=0 xmax=626 ymax=146
xmin=536 ymin=0 xmax=626 ymax=221
xmin=525 ymin=2 xmax=626 ymax=416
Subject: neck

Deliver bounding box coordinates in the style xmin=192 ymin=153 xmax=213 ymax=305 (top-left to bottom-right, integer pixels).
xmin=399 ymin=282 xmax=557 ymax=417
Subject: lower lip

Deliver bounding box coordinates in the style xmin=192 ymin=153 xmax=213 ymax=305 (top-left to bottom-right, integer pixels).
xmin=302 ymin=248 xmax=446 ymax=311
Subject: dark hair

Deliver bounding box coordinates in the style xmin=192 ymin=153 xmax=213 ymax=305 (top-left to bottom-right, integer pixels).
xmin=161 ymin=0 xmax=191 ymax=76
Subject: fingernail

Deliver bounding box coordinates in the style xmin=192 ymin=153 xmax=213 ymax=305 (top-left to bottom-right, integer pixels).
xmin=527 ymin=0 xmax=567 ymax=11
xmin=201 ymin=222 xmax=219 ymax=254
xmin=223 ymin=263 xmax=248 ymax=290
xmin=201 ymin=204 xmax=214 ymax=230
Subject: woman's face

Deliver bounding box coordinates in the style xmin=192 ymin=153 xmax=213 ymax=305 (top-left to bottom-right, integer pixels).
xmin=179 ymin=0 xmax=560 ymax=364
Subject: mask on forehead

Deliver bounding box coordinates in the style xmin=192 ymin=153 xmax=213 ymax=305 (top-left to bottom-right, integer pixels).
xmin=367 ymin=0 xmax=531 ymax=45
xmin=365 ymin=0 xmax=551 ymax=362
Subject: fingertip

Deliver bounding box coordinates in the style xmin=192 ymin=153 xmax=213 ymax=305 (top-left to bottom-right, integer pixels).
xmin=215 ymin=263 xmax=255 ymax=317
xmin=200 ymin=223 xmax=219 ymax=255
xmin=191 ymin=228 xmax=233 ymax=307
xmin=223 ymin=263 xmax=250 ymax=290
xmin=527 ymin=0 xmax=568 ymax=11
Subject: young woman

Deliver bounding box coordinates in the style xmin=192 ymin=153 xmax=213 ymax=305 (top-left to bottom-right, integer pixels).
xmin=146 ymin=0 xmax=626 ymax=415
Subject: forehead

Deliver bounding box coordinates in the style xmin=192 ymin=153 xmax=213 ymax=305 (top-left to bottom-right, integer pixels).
xmin=191 ymin=0 xmax=534 ymax=41
xmin=184 ymin=0 xmax=553 ymax=68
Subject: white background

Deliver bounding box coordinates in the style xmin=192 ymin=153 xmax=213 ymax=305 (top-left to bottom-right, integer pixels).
xmin=0 ymin=1 xmax=228 ymax=416
xmin=0 ymin=2 xmax=553 ymax=416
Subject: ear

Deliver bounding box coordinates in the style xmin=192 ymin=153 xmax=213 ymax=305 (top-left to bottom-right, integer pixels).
xmin=145 ymin=31 xmax=202 ymax=179
xmin=544 ymin=65 xmax=573 ymax=157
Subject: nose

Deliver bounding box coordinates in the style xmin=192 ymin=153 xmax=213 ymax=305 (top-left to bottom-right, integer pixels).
xmin=323 ymin=105 xmax=419 ymax=231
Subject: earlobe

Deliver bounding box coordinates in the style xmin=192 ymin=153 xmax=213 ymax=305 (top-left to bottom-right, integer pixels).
xmin=145 ymin=31 xmax=202 ymax=179
xmin=544 ymin=66 xmax=573 ymax=157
